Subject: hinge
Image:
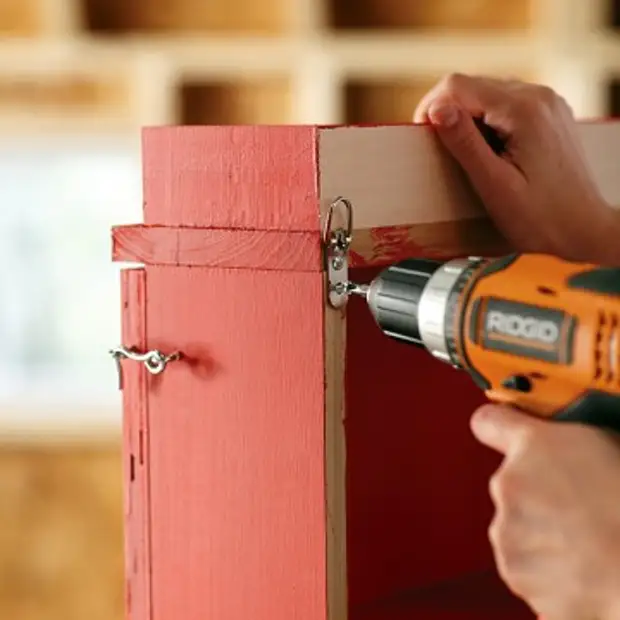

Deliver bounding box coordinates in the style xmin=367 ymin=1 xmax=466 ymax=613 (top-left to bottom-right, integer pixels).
xmin=323 ymin=196 xmax=354 ymax=309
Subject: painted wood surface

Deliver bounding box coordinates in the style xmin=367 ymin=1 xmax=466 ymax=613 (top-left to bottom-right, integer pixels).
xmin=120 ymin=268 xmax=151 ymax=620
xmin=112 ymin=224 xmax=322 ymax=271
xmin=112 ymin=219 xmax=506 ymax=270
xmin=142 ymin=125 xmax=320 ymax=231
xmin=143 ymin=265 xmax=345 ymax=619
xmin=345 ymin=266 xmax=533 ymax=618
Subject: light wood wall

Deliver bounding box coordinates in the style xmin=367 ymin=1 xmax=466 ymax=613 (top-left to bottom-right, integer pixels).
xmin=0 ymin=441 xmax=124 ymax=620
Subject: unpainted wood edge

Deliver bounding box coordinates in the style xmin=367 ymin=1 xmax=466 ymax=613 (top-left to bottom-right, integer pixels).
xmin=349 ymin=218 xmax=510 ymax=266
xmin=324 ymin=280 xmax=348 ymax=620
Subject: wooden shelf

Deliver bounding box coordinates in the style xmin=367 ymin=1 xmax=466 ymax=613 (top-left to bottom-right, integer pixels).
xmin=81 ymin=0 xmax=290 ymax=34
xmin=0 ymin=2 xmax=614 ymax=137
xmin=328 ymin=0 xmax=533 ymax=32
xmin=609 ymin=0 xmax=620 ymax=29
xmin=344 ymin=79 xmax=435 ymax=124
xmin=0 ymin=0 xmax=44 ymax=36
xmin=179 ymin=78 xmax=292 ymax=124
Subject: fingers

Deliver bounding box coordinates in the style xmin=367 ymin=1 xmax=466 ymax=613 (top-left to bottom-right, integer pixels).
xmin=413 ymin=74 xmax=519 ymax=194
xmin=470 ymin=404 xmax=545 ymax=455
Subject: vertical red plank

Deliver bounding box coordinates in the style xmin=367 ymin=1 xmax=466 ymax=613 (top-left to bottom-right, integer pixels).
xmin=145 ymin=265 xmax=329 ymax=620
xmin=120 ymin=268 xmax=152 ymax=620
xmin=345 ymin=265 xmax=501 ymax=607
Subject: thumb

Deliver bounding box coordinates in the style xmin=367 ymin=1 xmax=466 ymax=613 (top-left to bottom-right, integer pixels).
xmin=427 ymin=100 xmax=512 ymax=193
xmin=470 ymin=404 xmax=544 ymax=455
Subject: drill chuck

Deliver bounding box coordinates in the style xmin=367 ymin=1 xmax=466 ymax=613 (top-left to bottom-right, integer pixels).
xmin=360 ymin=257 xmax=484 ymax=366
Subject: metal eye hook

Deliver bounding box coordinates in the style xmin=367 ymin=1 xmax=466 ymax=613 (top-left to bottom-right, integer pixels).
xmin=322 ymin=196 xmax=353 ymax=250
xmin=109 ymin=345 xmax=181 ymax=389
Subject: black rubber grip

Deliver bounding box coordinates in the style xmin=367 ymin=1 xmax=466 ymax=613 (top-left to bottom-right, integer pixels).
xmin=567 ymin=267 xmax=620 ymax=296
xmin=555 ymin=391 xmax=620 ymax=433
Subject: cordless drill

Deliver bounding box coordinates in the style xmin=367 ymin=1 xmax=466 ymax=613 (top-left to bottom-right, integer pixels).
xmin=349 ymin=253 xmax=620 ymax=431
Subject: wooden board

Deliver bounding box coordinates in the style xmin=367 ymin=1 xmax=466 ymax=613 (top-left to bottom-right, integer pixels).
xmin=144 ymin=265 xmax=342 ymax=619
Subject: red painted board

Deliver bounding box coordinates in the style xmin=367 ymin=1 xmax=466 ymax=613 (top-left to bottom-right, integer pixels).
xmin=142 ymin=126 xmax=320 ymax=231
xmin=120 ymin=267 xmax=151 ymax=620
xmin=345 ymin=265 xmax=503 ymax=607
xmin=144 ymin=265 xmax=329 ymax=620
xmin=112 ymin=225 xmax=322 ymax=271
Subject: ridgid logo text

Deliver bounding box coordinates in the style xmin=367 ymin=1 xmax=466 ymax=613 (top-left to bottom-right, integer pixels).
xmin=485 ymin=310 xmax=560 ymax=345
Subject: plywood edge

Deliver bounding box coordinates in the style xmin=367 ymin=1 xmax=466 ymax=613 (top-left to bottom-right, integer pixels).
xmin=318 ymin=121 xmax=620 ymax=244
xmin=324 ymin=282 xmax=348 ymax=620
xmin=112 ymin=224 xmax=323 ymax=271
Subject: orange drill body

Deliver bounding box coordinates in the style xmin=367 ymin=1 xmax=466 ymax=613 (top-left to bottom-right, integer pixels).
xmin=457 ymin=254 xmax=620 ymax=421
xmin=355 ymin=253 xmax=620 ymax=430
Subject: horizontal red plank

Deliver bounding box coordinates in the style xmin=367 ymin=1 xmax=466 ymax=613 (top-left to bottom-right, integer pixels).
xmin=142 ymin=126 xmax=320 ymax=231
xmin=112 ymin=225 xmax=322 ymax=272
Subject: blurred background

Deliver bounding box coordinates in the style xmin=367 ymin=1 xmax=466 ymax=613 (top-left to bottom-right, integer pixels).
xmin=1 ymin=0 xmax=619 ymax=619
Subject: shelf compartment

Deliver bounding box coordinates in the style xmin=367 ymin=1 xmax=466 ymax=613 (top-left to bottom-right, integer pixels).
xmin=608 ymin=1 xmax=620 ymax=28
xmin=329 ymin=0 xmax=532 ymax=31
xmin=0 ymin=71 xmax=132 ymax=128
xmin=344 ymin=79 xmax=436 ymax=124
xmin=82 ymin=0 xmax=289 ymax=34
xmin=0 ymin=1 xmax=44 ymax=36
xmin=179 ymin=78 xmax=292 ymax=125
xmin=608 ymin=78 xmax=620 ymax=116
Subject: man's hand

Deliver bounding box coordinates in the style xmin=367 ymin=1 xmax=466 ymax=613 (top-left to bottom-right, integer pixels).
xmin=414 ymin=75 xmax=620 ymax=265
xmin=471 ymin=404 xmax=620 ymax=620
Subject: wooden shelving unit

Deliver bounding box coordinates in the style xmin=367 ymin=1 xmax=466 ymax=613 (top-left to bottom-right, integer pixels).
xmin=0 ymin=0 xmax=618 ymax=131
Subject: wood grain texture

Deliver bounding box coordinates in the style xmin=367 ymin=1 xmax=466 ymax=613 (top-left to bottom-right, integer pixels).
xmin=120 ymin=268 xmax=151 ymax=620
xmin=112 ymin=225 xmax=323 ymax=271
xmin=142 ymin=125 xmax=319 ymax=230
xmin=0 ymin=442 xmax=123 ymax=620
xmin=318 ymin=122 xmax=620 ymax=231
xmin=144 ymin=265 xmax=338 ymax=619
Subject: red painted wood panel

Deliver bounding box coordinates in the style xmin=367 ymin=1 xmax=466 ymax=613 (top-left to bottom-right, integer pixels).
xmin=345 ymin=265 xmax=505 ymax=607
xmin=112 ymin=224 xmax=322 ymax=271
xmin=355 ymin=571 xmax=532 ymax=619
xmin=120 ymin=267 xmax=151 ymax=620
xmin=144 ymin=265 xmax=329 ymax=619
xmin=142 ymin=126 xmax=320 ymax=231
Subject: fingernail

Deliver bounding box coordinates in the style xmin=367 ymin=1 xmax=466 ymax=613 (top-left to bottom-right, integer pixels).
xmin=429 ymin=103 xmax=460 ymax=128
